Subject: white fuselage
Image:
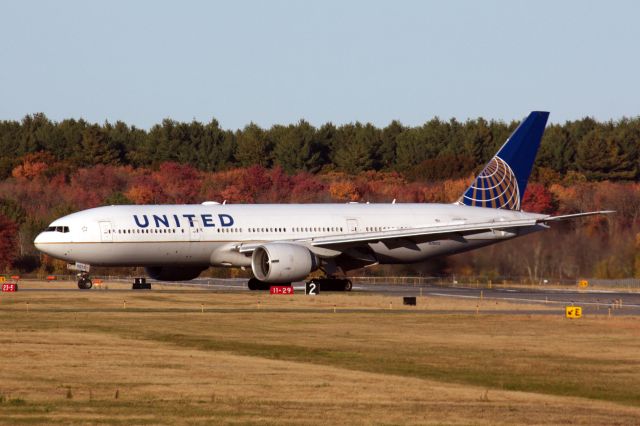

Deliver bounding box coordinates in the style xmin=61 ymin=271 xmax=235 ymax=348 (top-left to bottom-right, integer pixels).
xmin=34 ymin=203 xmax=545 ymax=270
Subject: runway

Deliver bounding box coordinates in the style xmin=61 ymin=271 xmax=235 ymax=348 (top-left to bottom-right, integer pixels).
xmin=357 ymin=283 xmax=640 ymax=315
xmin=182 ymin=278 xmax=640 ymax=312
xmin=14 ymin=279 xmax=640 ymax=315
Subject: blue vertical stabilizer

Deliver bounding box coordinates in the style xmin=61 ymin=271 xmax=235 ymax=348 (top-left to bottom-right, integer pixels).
xmin=459 ymin=111 xmax=549 ymax=210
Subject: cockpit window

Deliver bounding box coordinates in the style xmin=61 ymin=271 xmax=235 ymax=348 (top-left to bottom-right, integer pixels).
xmin=44 ymin=226 xmax=70 ymax=233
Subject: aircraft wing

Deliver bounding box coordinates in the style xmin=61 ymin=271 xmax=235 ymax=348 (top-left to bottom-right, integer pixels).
xmin=309 ymin=217 xmax=539 ymax=248
xmin=235 ymin=210 xmax=614 ymax=254
xmin=236 ymin=217 xmax=540 ymax=253
xmin=311 ymin=210 xmax=615 ymax=249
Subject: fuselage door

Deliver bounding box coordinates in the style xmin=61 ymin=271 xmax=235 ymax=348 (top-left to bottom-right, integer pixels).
xmin=190 ymin=219 xmax=202 ymax=241
xmin=99 ymin=221 xmax=113 ymax=242
xmin=347 ymin=219 xmax=359 ymax=233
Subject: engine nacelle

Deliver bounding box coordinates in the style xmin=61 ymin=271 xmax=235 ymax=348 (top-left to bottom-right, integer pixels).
xmin=251 ymin=243 xmax=318 ymax=283
xmin=145 ymin=266 xmax=207 ymax=281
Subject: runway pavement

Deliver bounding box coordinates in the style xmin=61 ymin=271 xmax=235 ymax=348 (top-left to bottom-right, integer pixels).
xmin=12 ymin=279 xmax=640 ymax=315
xmin=357 ymin=283 xmax=640 ymax=314
xmin=170 ymin=279 xmax=640 ymax=315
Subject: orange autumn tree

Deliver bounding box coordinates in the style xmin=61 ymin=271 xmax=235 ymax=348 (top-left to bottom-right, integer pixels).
xmin=11 ymin=152 xmax=56 ymax=180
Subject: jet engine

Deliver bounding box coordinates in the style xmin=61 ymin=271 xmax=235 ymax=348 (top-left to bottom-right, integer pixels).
xmin=145 ymin=266 xmax=207 ymax=281
xmin=251 ymin=243 xmax=318 ymax=283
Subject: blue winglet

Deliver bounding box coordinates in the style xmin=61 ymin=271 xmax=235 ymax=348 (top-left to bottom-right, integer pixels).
xmin=459 ymin=111 xmax=549 ymax=210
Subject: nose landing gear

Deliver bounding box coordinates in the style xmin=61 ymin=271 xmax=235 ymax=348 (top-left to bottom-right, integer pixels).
xmin=77 ymin=272 xmax=93 ymax=290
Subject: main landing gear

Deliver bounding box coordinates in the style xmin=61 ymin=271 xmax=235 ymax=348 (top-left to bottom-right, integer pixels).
xmin=77 ymin=272 xmax=93 ymax=290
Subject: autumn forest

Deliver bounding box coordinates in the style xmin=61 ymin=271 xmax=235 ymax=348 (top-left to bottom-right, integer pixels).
xmin=1 ymin=113 xmax=639 ymax=280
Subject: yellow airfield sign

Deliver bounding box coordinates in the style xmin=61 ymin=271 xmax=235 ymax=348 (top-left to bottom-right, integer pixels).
xmin=565 ymin=306 xmax=583 ymax=319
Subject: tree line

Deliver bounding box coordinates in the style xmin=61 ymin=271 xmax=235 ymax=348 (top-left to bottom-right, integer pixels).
xmin=0 ymin=158 xmax=637 ymax=280
xmin=1 ymin=112 xmax=640 ymax=279
xmin=1 ymin=113 xmax=639 ymax=181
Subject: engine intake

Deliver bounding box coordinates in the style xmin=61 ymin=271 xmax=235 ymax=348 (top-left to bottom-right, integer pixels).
xmin=251 ymin=243 xmax=318 ymax=283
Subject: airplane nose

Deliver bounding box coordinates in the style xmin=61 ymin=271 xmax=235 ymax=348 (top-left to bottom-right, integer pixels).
xmin=34 ymin=232 xmax=43 ymax=248
xmin=33 ymin=232 xmax=47 ymax=254
xmin=33 ymin=230 xmax=72 ymax=259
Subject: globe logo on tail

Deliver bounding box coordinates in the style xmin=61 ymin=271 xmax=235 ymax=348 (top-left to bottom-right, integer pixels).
xmin=460 ymin=156 xmax=520 ymax=210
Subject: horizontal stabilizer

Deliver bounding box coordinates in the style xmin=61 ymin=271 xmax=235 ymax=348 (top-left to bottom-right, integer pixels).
xmin=538 ymin=210 xmax=615 ymax=223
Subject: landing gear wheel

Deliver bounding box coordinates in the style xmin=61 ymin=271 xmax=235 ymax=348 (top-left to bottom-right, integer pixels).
xmin=77 ymin=273 xmax=92 ymax=290
xmin=343 ymin=279 xmax=353 ymax=292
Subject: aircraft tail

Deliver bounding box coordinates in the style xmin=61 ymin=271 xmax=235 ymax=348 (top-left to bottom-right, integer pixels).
xmin=458 ymin=111 xmax=549 ymax=210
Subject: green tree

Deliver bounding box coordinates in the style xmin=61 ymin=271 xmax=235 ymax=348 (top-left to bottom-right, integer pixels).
xmin=146 ymin=119 xmax=182 ymax=164
xmin=76 ymin=125 xmax=123 ymax=165
xmin=379 ymin=120 xmax=404 ymax=170
xmin=536 ymin=124 xmax=575 ymax=174
xmin=19 ymin=113 xmax=53 ymax=155
xmin=0 ymin=120 xmax=22 ymax=176
xmin=576 ymin=129 xmax=637 ymax=180
xmin=334 ymin=123 xmax=379 ymax=174
xmin=235 ymin=123 xmax=272 ymax=167
xmin=272 ymin=120 xmax=323 ymax=173
xmin=463 ymin=118 xmax=493 ymax=164
xmin=56 ymin=118 xmax=87 ymax=163
xmin=197 ymin=119 xmax=236 ymax=171
xmin=396 ymin=117 xmax=450 ymax=171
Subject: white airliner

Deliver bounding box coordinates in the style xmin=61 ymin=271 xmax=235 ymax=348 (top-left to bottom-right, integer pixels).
xmin=34 ymin=112 xmax=611 ymax=290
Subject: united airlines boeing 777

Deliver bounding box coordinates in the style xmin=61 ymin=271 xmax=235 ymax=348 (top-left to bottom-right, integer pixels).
xmin=34 ymin=112 xmax=611 ymax=290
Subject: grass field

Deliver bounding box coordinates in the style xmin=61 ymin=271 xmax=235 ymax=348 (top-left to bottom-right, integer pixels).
xmin=0 ymin=281 xmax=639 ymax=425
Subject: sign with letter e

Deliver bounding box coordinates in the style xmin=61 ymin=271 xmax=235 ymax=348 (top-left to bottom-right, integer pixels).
xmin=565 ymin=306 xmax=582 ymax=319
xmin=305 ymin=281 xmax=319 ymax=296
